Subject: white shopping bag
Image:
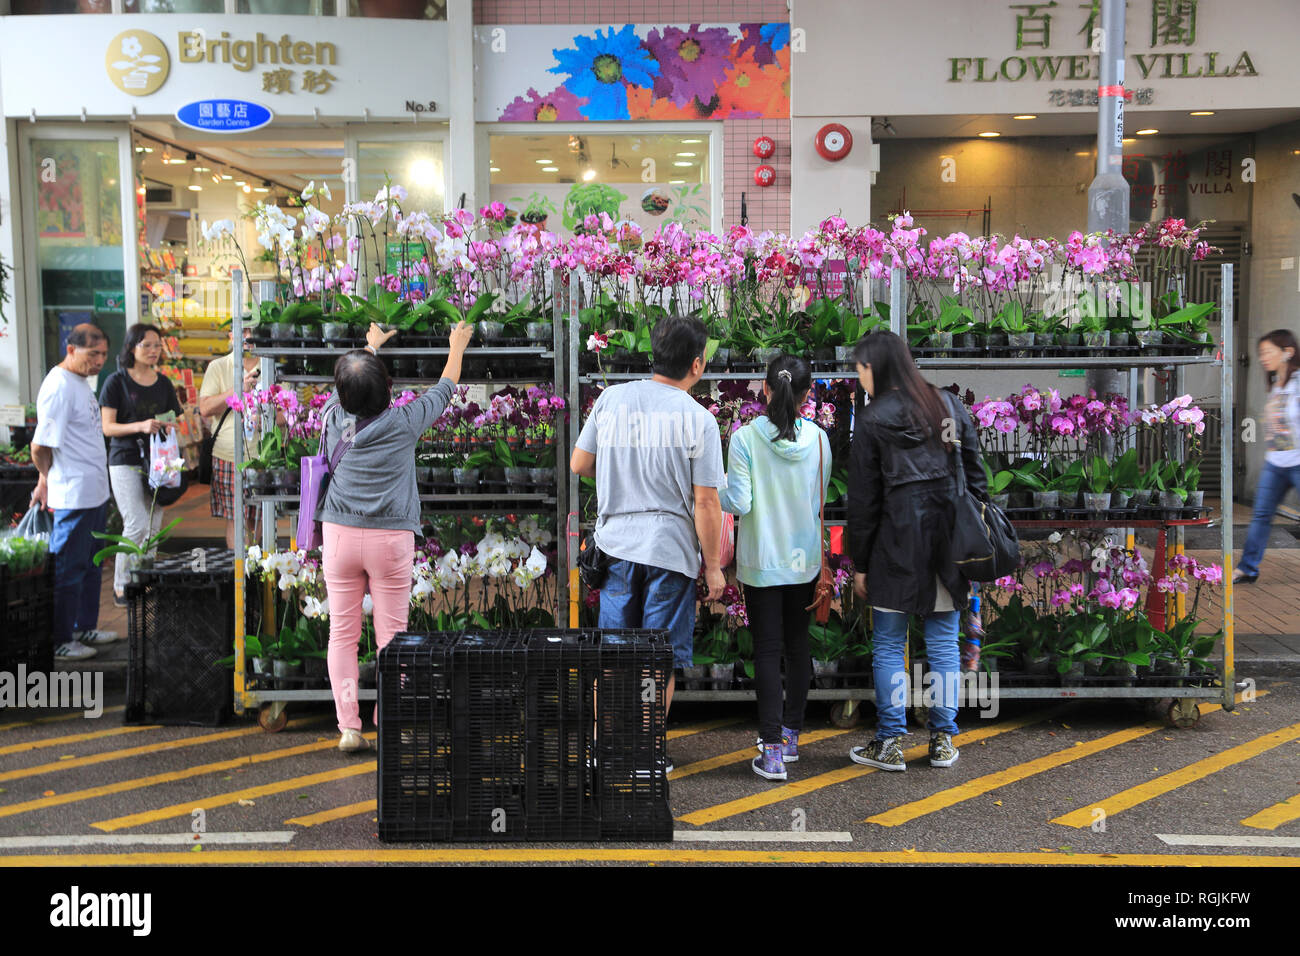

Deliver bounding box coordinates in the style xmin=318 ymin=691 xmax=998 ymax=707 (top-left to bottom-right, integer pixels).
xmin=148 ymin=430 xmax=183 ymax=490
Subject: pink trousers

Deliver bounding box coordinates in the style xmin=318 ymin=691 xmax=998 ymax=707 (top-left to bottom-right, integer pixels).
xmin=321 ymin=522 xmax=413 ymax=732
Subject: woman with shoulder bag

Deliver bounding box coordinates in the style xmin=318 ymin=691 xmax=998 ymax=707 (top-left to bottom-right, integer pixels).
xmin=99 ymin=323 xmax=183 ymax=608
xmin=319 ymin=320 xmax=473 ymax=753
xmin=719 ymin=355 xmax=831 ymax=782
xmin=845 ymin=330 xmax=986 ymax=772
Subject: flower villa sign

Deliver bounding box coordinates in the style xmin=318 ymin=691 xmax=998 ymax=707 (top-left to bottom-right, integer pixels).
xmin=946 ymin=0 xmax=1259 ymax=96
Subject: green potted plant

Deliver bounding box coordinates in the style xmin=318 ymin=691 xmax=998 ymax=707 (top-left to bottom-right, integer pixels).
xmin=1083 ymin=455 xmax=1112 ymax=512
xmin=993 ymin=301 xmax=1034 ymax=354
xmin=1073 ymin=292 xmax=1111 ymax=349
xmin=809 ymin=616 xmax=852 ymax=685
xmin=508 ymin=191 xmax=560 ymax=230
xmin=1108 ymin=447 xmax=1140 ymax=510
xmin=981 ymin=457 xmax=1016 ymax=510
xmin=562 ymin=182 xmax=628 ymax=233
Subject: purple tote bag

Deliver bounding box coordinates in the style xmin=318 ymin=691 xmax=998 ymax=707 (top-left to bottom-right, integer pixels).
xmin=297 ymin=409 xmax=374 ymax=551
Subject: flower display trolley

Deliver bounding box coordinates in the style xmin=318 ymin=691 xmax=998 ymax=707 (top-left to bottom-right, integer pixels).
xmin=567 ymin=262 xmax=1239 ymax=730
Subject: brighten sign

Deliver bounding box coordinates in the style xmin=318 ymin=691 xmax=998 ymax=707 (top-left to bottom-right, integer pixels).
xmin=175 ymin=99 xmax=273 ymax=134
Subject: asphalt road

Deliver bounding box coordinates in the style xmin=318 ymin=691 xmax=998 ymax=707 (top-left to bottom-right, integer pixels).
xmin=1 ymin=673 xmax=1297 ymax=867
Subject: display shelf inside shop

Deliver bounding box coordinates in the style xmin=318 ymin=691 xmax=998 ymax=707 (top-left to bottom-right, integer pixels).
xmin=565 ymin=264 xmax=1239 ymax=722
xmin=229 ymin=274 xmax=573 ymax=727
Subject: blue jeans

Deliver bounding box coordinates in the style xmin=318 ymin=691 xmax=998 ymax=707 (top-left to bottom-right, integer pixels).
xmin=598 ymin=559 xmax=696 ymax=669
xmin=871 ymin=608 xmax=960 ymax=739
xmin=1238 ymin=461 xmax=1300 ymax=578
xmin=51 ymin=501 xmax=108 ymax=646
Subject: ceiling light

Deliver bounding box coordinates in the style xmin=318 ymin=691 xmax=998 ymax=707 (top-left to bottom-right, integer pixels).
xmin=676 ymin=152 xmax=697 ymax=157
xmin=254 ymin=182 xmax=270 ymax=193
xmin=978 ymin=131 xmax=1001 ymax=138
xmin=490 ymin=166 xmax=501 ymax=172
xmin=582 ymin=168 xmax=596 ymax=181
xmin=242 ymin=182 xmax=252 ymax=193
xmin=681 ymin=139 xmax=702 ymax=143
xmin=1013 ymin=114 xmax=1037 ymax=120
xmin=1293 ymin=149 xmax=1300 ymax=156
xmin=194 ymin=165 xmax=210 ymax=172
xmin=161 ymin=149 xmax=172 ymax=164
xmin=673 ymin=161 xmax=694 ymax=167
xmin=211 ymin=168 xmax=223 ymax=184
xmin=220 ymin=172 xmax=233 ymax=180
xmin=1136 ymin=128 xmax=1158 ymax=135
xmin=542 ymin=166 xmax=558 ymax=172
xmin=1122 ymin=137 xmax=1136 ymax=144
xmin=1189 ymin=111 xmax=1215 ymax=116
xmin=534 ymin=158 xmax=554 ymax=164
xmin=1074 ymin=150 xmax=1091 ymax=156
xmin=187 ymin=168 xmax=202 ymax=192
xmin=668 ymin=180 xmax=686 ymax=184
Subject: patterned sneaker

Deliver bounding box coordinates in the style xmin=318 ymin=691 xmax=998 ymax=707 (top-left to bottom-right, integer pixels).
xmin=339 ymin=729 xmax=368 ymax=753
xmin=55 ymin=641 xmax=97 ymax=661
xmin=752 ymin=742 xmax=787 ymax=781
xmin=849 ymin=737 xmax=906 ymax=771
xmin=755 ymin=726 xmax=800 ymax=762
xmin=74 ymin=629 xmax=121 ymax=645
xmin=929 ymin=732 xmax=960 ymax=768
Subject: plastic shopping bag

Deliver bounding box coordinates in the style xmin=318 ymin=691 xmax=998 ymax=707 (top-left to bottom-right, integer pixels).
xmin=148 ymin=430 xmax=183 ymax=490
xmin=15 ymin=501 xmax=53 ymax=539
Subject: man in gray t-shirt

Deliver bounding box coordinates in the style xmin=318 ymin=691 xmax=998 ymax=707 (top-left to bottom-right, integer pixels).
xmin=572 ymin=316 xmax=725 ymax=726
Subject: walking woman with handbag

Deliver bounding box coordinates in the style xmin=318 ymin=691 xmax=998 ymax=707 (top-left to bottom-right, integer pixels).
xmin=317 ymin=320 xmax=473 ymax=752
xmin=719 ymin=356 xmax=831 ymax=781
xmin=99 ymin=323 xmax=183 ymax=608
xmin=846 ymin=330 xmax=986 ymax=772
xmin=1235 ymin=329 xmax=1300 ymax=584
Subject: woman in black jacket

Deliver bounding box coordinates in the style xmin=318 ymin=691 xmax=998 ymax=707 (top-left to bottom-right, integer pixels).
xmin=846 ymin=330 xmax=986 ymax=772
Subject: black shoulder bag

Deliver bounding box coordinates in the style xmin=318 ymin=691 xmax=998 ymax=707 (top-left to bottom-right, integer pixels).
xmin=945 ymin=397 xmax=1020 ymax=582
xmin=199 ymin=407 xmax=231 ymax=485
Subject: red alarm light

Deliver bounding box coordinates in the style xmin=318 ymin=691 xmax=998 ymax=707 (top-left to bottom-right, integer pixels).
xmin=754 ymin=165 xmax=776 ymax=187
xmin=814 ymin=123 xmax=853 ymax=161
xmin=753 ymin=136 xmax=776 ymax=159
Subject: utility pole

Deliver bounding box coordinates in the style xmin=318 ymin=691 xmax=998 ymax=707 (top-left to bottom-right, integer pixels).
xmin=1086 ymin=0 xmax=1130 ymax=401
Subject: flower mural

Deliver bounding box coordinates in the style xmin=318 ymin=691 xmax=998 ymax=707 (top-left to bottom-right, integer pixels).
xmin=495 ymin=22 xmax=791 ymax=121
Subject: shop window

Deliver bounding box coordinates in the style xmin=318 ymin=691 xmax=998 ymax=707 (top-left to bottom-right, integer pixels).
xmin=237 ymin=0 xmax=338 ymax=11
xmin=122 ymin=0 xmax=225 ymax=11
xmin=348 ymin=0 xmax=445 ymax=18
xmin=356 ymin=139 xmax=446 ymax=213
xmin=488 ymin=132 xmax=712 ymax=237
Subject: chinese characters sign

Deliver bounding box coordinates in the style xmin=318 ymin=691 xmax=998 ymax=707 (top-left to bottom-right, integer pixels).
xmin=175 ymin=99 xmax=273 ymax=133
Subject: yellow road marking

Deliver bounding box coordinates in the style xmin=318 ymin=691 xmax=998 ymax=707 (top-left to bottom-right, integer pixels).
xmin=0 ymin=721 xmax=324 ymax=783
xmin=287 ymin=799 xmax=377 ymax=828
xmin=0 ymin=724 xmax=158 ymax=756
xmin=670 ymin=729 xmax=852 ymax=780
xmin=866 ymin=693 xmax=1261 ymax=827
xmin=93 ymin=761 xmax=376 ymax=831
xmin=0 ymin=706 xmax=126 ymax=731
xmin=1242 ymin=793 xmax=1300 ymax=831
xmin=0 ymin=725 xmax=360 ymax=820
xmin=667 ymin=718 xmax=743 ymax=741
xmin=1 ymin=849 xmax=1297 ymax=867
xmin=678 ymin=709 xmax=1055 ymax=826
xmin=1054 ymin=719 xmax=1300 ymax=828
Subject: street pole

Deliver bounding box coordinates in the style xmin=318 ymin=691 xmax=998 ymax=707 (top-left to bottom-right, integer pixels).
xmin=1086 ymin=0 xmax=1130 ymax=402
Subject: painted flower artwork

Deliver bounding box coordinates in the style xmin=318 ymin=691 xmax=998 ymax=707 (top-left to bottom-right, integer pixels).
xmin=501 ymin=22 xmax=791 ymax=122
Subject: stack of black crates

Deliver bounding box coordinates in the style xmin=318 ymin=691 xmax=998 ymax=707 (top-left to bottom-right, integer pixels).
xmin=377 ymin=628 xmax=673 ymax=842
xmin=124 ymin=549 xmax=235 ymax=726
xmin=0 ymin=561 xmax=54 ymax=676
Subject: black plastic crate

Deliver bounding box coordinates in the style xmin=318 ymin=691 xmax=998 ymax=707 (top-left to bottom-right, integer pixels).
xmin=124 ymin=562 xmax=234 ymax=726
xmin=0 ymin=564 xmax=54 ymax=675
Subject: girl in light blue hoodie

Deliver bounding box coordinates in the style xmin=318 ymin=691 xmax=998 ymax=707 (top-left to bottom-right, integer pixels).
xmin=720 ymin=355 xmax=831 ymax=782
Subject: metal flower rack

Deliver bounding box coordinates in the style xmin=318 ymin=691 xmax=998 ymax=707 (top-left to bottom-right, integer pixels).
xmin=229 ymin=273 xmax=572 ymax=731
xmin=565 ymin=265 xmax=1239 ymax=730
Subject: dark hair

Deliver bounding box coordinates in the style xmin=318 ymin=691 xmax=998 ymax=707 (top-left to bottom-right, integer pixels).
xmin=1259 ymin=329 xmax=1300 ymax=390
xmin=119 ymin=323 xmax=162 ymax=369
xmin=651 ymin=315 xmax=709 ymax=380
xmin=66 ymin=323 xmax=107 ymax=349
xmin=852 ymin=329 xmax=953 ymax=451
xmin=334 ymin=350 xmax=392 ymax=418
xmin=764 ymin=354 xmax=812 ymax=442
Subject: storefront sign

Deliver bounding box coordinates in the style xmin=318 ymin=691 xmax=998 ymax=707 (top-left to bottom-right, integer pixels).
xmin=801 ymin=260 xmax=847 ymax=300
xmin=94 ymin=290 xmax=126 ymax=314
xmin=176 ymin=99 xmax=273 ymax=134
xmin=105 ymin=30 xmax=170 ymax=96
xmin=0 ymin=406 xmax=25 ymax=428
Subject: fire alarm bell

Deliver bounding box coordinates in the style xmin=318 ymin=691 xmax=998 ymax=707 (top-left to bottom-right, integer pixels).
xmin=754 ymin=165 xmax=776 ymax=187
xmin=815 ymin=123 xmax=852 ymax=161
xmin=753 ymin=136 xmax=776 ymax=159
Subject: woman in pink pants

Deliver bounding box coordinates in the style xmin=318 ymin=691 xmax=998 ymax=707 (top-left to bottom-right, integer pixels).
xmin=317 ymin=321 xmax=473 ymax=752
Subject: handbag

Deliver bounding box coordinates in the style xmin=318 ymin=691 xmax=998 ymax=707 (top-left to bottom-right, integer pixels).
xmin=199 ymin=407 xmax=231 ymax=485
xmin=577 ymin=534 xmax=611 ymax=591
xmin=804 ymin=433 xmax=834 ymax=624
xmin=297 ymin=407 xmax=374 ymax=552
xmin=945 ymin=396 xmax=1020 ymax=582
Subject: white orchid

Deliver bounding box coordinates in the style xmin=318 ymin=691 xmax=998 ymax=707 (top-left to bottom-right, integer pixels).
xmin=246 ymin=544 xmax=263 ymax=565
xmin=302 ymin=595 xmax=328 ymax=619
xmin=362 ymin=593 xmax=373 ymax=616
xmin=411 ymin=577 xmax=434 ymax=600
xmin=300 ymin=203 xmax=331 ymax=241
xmin=320 ymin=180 xmax=332 ymax=201
xmin=301 ymin=181 xmax=316 ymax=201
xmin=201 ymin=218 xmax=236 ymax=243
xmin=1048 ymin=531 xmax=1062 ymax=545
xmin=525 ymin=546 xmax=547 ymax=577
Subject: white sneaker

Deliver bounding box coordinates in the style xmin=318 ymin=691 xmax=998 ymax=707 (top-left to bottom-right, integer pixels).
xmin=74 ymin=629 xmax=121 ymax=645
xmin=56 ymin=642 xmax=98 ymax=660
xmin=339 ymin=729 xmax=368 ymax=753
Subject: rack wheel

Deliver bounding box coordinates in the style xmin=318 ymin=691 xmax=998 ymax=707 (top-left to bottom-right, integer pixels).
xmin=830 ymin=699 xmax=862 ymax=729
xmin=258 ymin=702 xmax=288 ymax=733
xmin=1167 ymin=698 xmax=1201 ymax=729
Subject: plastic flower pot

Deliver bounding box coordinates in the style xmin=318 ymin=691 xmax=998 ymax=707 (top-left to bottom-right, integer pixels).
xmin=1024 ymin=653 xmax=1053 ymax=676
xmin=416 ymin=465 xmax=434 ymax=488
xmin=681 ymin=664 xmax=707 ymax=690
xmin=477 ymin=321 xmax=507 ymax=342
xmin=1159 ymin=491 xmax=1185 ymax=513
xmin=1112 ymin=660 xmax=1138 ymax=686
xmin=1082 ymin=330 xmax=1110 ymax=349
xmin=1112 ymin=490 xmax=1132 ymax=510
xmin=709 ymin=662 xmax=735 ymax=684
xmin=812 ymin=659 xmax=839 ymax=688
xmin=991 ymin=493 xmax=1011 ymax=510
xmin=1184 ymin=490 xmax=1205 ymax=514
xmin=504 ymin=466 xmax=530 ymax=489
xmin=751 ymin=347 xmax=782 ymax=366
xmin=1057 ymin=332 xmax=1082 ymax=351
xmin=358 ymin=660 xmax=377 ymax=687
xmin=528 ymin=467 xmax=555 ymax=490
xmin=525 ymin=321 xmax=553 ymax=344
xmin=272 ymin=659 xmax=303 ymax=690
xmin=1084 ymin=492 xmax=1112 ymax=511
xmin=296 ymin=324 xmax=322 ymax=342
xmin=928 ymin=332 xmax=953 ymax=356
xmin=1033 ymin=490 xmax=1059 ymax=513
xmin=813 ymin=346 xmax=835 ymax=363
xmin=303 ymin=656 xmax=329 ymax=686
xmin=835 ymin=345 xmax=856 ymax=364
xmin=322 ymin=321 xmax=349 ymax=342
xmin=452 ymin=467 xmax=481 ymax=487
xmin=1057 ymin=491 xmax=1079 ymax=510
xmin=953 ymin=333 xmax=976 ymax=349
xmin=242 ymin=467 xmax=266 ymax=494
xmin=986 ymin=332 xmax=1008 ymax=349
xmin=1083 ymin=657 xmax=1106 ymax=677
xmin=1130 ymin=489 xmax=1154 ymax=512
xmin=1007 ymin=332 xmax=1035 ymax=355
xmin=1110 ymin=331 xmax=1133 ymax=347
xmin=1153 ymin=656 xmax=1190 ymax=679
xmin=712 ymin=347 xmax=731 ymax=369
xmin=1058 ymin=661 xmax=1085 ymax=686
xmin=1136 ymin=329 xmax=1164 ymax=350
xmin=271 ymin=467 xmax=298 ymax=494
xmin=427 ymin=466 xmax=452 ymax=487
xmin=269 ymin=322 xmax=296 ymax=341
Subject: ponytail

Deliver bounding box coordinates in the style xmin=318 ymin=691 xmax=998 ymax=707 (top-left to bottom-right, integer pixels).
xmin=765 ymin=354 xmax=812 ymax=442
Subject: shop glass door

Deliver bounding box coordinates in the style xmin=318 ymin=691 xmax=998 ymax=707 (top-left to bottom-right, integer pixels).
xmin=19 ymin=127 xmax=139 ymax=382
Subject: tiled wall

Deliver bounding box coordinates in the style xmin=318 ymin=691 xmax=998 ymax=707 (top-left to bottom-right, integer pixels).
xmin=724 ymin=119 xmax=790 ymax=234
xmin=474 ymin=1 xmax=789 ymax=23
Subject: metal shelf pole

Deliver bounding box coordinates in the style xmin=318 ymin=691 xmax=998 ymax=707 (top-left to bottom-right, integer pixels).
xmin=1221 ymin=263 xmax=1236 ymax=710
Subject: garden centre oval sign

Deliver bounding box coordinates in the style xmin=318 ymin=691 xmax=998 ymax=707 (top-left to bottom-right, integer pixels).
xmin=175 ymin=99 xmax=273 ymax=134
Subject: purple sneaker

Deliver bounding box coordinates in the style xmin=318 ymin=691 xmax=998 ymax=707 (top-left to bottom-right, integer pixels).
xmin=752 ymin=742 xmax=787 ymax=781
xmin=755 ymin=726 xmax=800 ymax=762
